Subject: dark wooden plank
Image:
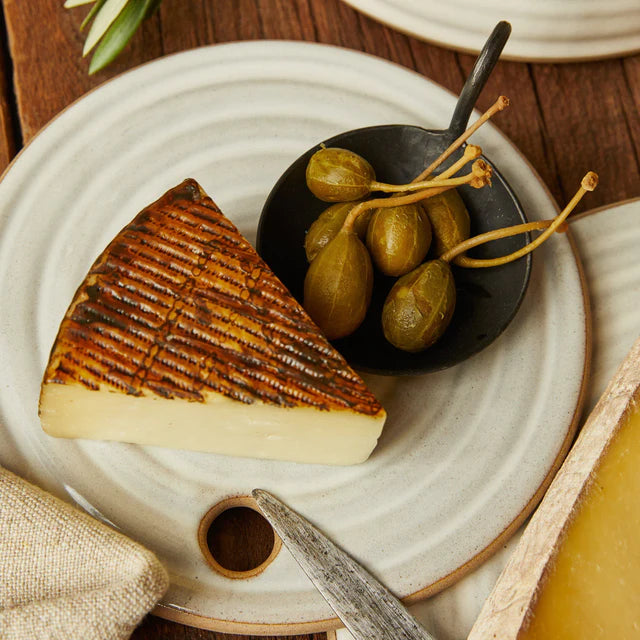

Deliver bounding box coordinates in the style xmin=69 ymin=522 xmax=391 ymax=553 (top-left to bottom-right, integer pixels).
xmin=0 ymin=3 xmax=16 ymax=172
xmin=4 ymin=0 xmax=94 ymax=141
xmin=131 ymin=615 xmax=328 ymax=640
xmin=3 ymin=0 xmax=164 ymax=142
xmin=621 ymin=56 xmax=640 ymax=173
xmin=455 ymin=55 xmax=567 ymax=207
xmin=527 ymin=60 xmax=640 ymax=211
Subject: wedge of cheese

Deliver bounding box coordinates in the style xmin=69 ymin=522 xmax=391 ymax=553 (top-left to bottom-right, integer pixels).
xmin=39 ymin=179 xmax=386 ymax=465
xmin=468 ymin=336 xmax=640 ymax=639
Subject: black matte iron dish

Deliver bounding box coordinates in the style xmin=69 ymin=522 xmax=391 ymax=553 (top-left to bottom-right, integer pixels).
xmin=256 ymin=22 xmax=531 ymax=375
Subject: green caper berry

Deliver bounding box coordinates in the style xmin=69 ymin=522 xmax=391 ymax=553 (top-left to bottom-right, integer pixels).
xmin=382 ymin=259 xmax=456 ymax=352
xmin=306 ymin=147 xmax=375 ymax=202
xmin=366 ymin=204 xmax=432 ymax=276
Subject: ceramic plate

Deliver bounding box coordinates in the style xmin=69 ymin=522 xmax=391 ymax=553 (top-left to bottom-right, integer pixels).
xmin=341 ymin=0 xmax=640 ymax=61
xmin=334 ymin=198 xmax=640 ymax=640
xmin=0 ymin=42 xmax=588 ymax=634
xmin=571 ymin=199 xmax=640 ymax=411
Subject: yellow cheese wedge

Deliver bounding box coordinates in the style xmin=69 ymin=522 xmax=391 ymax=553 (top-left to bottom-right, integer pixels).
xmin=519 ymin=403 xmax=640 ymax=639
xmin=469 ymin=336 xmax=640 ymax=639
xmin=39 ymin=179 xmax=386 ymax=465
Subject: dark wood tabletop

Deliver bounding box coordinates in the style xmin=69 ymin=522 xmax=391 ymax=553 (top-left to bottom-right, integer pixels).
xmin=1 ymin=1 xmax=639 ymax=639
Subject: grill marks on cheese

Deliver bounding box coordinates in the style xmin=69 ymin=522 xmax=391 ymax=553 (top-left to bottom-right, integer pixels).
xmin=44 ymin=180 xmax=382 ymax=415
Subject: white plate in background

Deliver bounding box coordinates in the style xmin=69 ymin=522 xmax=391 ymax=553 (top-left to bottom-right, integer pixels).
xmin=342 ymin=0 xmax=640 ymax=61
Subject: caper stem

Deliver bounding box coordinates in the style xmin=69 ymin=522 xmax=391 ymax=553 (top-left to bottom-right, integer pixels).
xmin=433 ymin=144 xmax=483 ymax=180
xmin=343 ymin=185 xmax=455 ymax=232
xmin=369 ymin=171 xmax=489 ymax=194
xmin=454 ymin=220 xmax=568 ymax=267
xmin=441 ymin=172 xmax=599 ymax=267
xmin=413 ymin=96 xmax=510 ymax=183
xmin=374 ymin=145 xmax=480 ymax=195
xmin=342 ymin=161 xmax=492 ymax=232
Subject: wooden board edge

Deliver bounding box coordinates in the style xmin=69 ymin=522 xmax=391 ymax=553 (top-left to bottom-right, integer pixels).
xmin=468 ymin=335 xmax=640 ymax=639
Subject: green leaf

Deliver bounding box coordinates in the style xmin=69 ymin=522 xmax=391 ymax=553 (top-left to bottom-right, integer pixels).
xmin=88 ymin=0 xmax=157 ymax=74
xmin=64 ymin=0 xmax=95 ymax=7
xmin=83 ymin=0 xmax=130 ymax=56
xmin=80 ymin=0 xmax=108 ymax=31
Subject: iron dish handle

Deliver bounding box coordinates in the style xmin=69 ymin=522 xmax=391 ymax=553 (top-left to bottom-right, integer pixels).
xmin=448 ymin=21 xmax=512 ymax=138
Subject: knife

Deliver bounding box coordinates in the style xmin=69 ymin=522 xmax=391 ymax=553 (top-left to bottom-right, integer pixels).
xmin=252 ymin=489 xmax=436 ymax=640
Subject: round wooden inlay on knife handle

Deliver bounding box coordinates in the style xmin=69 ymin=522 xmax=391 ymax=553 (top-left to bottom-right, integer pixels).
xmin=198 ymin=496 xmax=282 ymax=579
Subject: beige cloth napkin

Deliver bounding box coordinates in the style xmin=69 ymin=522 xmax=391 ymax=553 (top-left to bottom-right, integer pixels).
xmin=0 ymin=467 xmax=169 ymax=640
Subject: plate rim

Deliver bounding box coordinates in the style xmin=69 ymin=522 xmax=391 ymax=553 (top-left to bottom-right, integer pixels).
xmin=0 ymin=40 xmax=591 ymax=635
xmin=571 ymin=195 xmax=640 ymax=222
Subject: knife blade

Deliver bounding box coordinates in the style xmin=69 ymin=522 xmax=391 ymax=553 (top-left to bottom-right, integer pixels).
xmin=252 ymin=489 xmax=436 ymax=640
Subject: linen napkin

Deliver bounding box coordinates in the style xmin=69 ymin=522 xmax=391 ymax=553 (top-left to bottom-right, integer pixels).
xmin=0 ymin=467 xmax=169 ymax=640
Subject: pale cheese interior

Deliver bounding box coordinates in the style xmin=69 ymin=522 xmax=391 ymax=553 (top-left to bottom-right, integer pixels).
xmin=520 ymin=400 xmax=640 ymax=639
xmin=40 ymin=383 xmax=385 ymax=466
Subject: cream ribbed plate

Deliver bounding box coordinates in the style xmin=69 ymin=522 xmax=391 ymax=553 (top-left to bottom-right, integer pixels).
xmin=0 ymin=42 xmax=587 ymax=634
xmin=342 ymin=0 xmax=640 ymax=61
xmin=571 ymin=199 xmax=640 ymax=411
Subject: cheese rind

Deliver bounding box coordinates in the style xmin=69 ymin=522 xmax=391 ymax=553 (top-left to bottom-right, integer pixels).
xmin=39 ymin=179 xmax=385 ymax=464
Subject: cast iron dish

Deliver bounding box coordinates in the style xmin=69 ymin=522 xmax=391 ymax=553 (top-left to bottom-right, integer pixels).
xmin=257 ymin=22 xmax=530 ymax=375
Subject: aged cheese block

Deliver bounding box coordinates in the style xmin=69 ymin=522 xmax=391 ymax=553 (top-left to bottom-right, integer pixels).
xmin=39 ymin=179 xmax=386 ymax=465
xmin=468 ymin=336 xmax=640 ymax=639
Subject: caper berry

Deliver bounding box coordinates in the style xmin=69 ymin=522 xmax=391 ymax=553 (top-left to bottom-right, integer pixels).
xmin=305 ymin=201 xmax=371 ymax=263
xmin=420 ymin=189 xmax=470 ymax=257
xmin=366 ymin=204 xmax=432 ymax=277
xmin=382 ymin=259 xmax=456 ymax=352
xmin=303 ymin=229 xmax=373 ymax=340
xmin=306 ymin=148 xmax=375 ymax=202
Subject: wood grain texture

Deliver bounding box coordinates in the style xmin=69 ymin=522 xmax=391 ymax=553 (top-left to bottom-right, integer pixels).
xmin=5 ymin=0 xmax=639 ymax=208
xmin=3 ymin=0 xmax=164 ymax=142
xmin=131 ymin=615 xmax=328 ymax=640
xmin=2 ymin=0 xmax=640 ymax=638
xmin=0 ymin=3 xmax=16 ymax=172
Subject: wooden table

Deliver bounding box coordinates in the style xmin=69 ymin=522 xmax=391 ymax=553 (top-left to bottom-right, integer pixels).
xmin=1 ymin=1 xmax=638 ymax=639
